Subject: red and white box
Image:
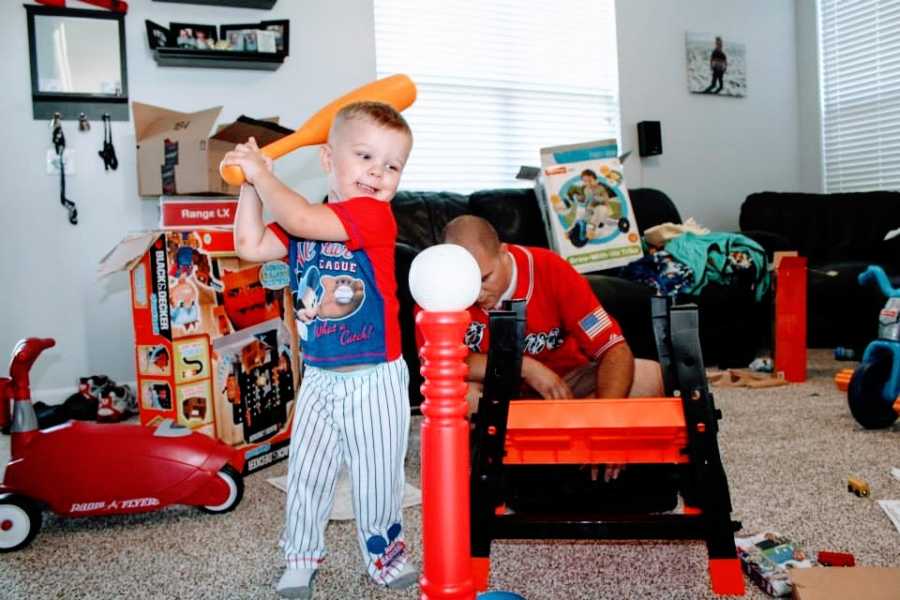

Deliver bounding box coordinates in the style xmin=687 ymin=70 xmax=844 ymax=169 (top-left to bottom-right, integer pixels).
xmin=160 ymin=196 xmax=238 ymax=230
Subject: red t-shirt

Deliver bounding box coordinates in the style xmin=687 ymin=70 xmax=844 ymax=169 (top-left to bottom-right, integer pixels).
xmin=462 ymin=245 xmax=624 ymax=376
xmin=267 ymin=197 xmax=401 ymax=367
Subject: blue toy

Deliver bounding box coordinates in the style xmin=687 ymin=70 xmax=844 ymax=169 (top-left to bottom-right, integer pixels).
xmin=847 ymin=266 xmax=900 ymax=429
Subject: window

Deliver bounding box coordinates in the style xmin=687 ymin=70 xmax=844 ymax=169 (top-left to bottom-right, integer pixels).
xmin=374 ymin=0 xmax=620 ymax=192
xmin=819 ymin=0 xmax=900 ymax=192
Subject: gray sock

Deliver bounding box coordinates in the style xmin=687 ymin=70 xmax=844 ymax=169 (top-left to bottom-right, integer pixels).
xmin=276 ymin=567 xmax=317 ymax=599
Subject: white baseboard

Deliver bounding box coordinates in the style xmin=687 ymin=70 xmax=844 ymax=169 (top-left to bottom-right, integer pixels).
xmin=30 ymin=381 xmax=138 ymax=406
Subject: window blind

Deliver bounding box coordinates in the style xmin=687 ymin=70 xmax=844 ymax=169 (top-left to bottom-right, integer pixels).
xmin=819 ymin=0 xmax=900 ymax=192
xmin=373 ymin=0 xmax=620 ymax=192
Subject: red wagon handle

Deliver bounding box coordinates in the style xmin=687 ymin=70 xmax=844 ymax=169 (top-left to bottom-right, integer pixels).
xmin=8 ymin=338 xmax=56 ymax=400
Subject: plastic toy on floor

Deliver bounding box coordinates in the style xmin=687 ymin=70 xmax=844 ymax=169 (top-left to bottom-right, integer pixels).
xmin=845 ymin=266 xmax=900 ymax=429
xmin=0 ymin=338 xmax=245 ymax=552
xmin=29 ymin=375 xmax=136 ymax=429
xmin=96 ymin=383 xmax=136 ymax=423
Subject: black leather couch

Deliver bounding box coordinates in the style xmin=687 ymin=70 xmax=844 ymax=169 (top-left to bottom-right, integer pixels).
xmin=393 ymin=187 xmax=771 ymax=407
xmin=740 ymin=191 xmax=900 ymax=353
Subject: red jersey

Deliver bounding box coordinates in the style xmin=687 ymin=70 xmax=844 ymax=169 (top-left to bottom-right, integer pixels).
xmin=268 ymin=197 xmax=401 ymax=367
xmin=463 ymin=245 xmax=624 ymax=376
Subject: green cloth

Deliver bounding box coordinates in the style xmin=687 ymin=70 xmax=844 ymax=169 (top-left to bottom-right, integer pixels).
xmin=664 ymin=231 xmax=770 ymax=302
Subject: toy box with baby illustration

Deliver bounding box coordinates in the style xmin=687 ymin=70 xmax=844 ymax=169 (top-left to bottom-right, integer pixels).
xmin=99 ymin=228 xmax=300 ymax=473
xmin=538 ymin=139 xmax=643 ymax=273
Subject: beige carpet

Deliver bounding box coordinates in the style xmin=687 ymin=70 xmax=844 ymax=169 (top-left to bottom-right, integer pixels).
xmin=1 ymin=350 xmax=898 ymax=599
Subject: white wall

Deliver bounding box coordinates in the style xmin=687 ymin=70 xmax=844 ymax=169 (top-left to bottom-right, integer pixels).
xmin=795 ymin=0 xmax=824 ymax=193
xmin=616 ymin=0 xmax=802 ymax=231
xmin=0 ymin=0 xmax=376 ymax=394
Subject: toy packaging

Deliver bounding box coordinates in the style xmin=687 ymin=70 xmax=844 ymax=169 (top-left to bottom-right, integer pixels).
xmin=538 ymin=139 xmax=643 ymax=273
xmin=159 ymin=196 xmax=238 ymax=229
xmin=99 ymin=228 xmax=300 ymax=473
xmin=735 ymin=532 xmax=817 ymax=597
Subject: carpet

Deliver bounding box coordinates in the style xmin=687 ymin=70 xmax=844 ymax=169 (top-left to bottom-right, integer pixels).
xmin=1 ymin=350 xmax=897 ymax=599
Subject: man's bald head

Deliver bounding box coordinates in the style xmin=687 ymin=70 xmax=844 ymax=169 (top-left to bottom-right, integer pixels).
xmin=442 ymin=215 xmax=512 ymax=310
xmin=442 ymin=215 xmax=501 ymax=258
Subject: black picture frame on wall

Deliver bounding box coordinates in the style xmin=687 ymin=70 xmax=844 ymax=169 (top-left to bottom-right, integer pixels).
xmin=261 ymin=19 xmax=289 ymax=55
xmin=26 ymin=4 xmax=129 ymax=120
xmin=170 ymin=22 xmax=218 ymax=49
xmin=220 ymin=22 xmax=261 ymax=51
xmin=145 ymin=20 xmax=172 ymax=49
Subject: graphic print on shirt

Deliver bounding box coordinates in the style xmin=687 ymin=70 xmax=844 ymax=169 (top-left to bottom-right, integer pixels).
xmin=523 ymin=327 xmax=564 ymax=355
xmin=288 ymin=239 xmax=386 ymax=366
xmin=578 ymin=306 xmax=612 ymax=340
xmin=464 ymin=321 xmax=486 ymax=352
xmin=294 ymin=269 xmax=366 ymax=327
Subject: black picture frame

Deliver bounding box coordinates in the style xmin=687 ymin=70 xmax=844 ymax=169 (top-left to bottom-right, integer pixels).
xmin=219 ymin=22 xmax=260 ymax=38
xmin=260 ymin=19 xmax=289 ymax=55
xmin=219 ymin=22 xmax=261 ymax=51
xmin=169 ymin=22 xmax=218 ymax=49
xmin=26 ymin=5 xmax=129 ymax=121
xmin=145 ymin=19 xmax=171 ymax=49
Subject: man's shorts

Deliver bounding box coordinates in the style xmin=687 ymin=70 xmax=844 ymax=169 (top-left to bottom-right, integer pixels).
xmin=563 ymin=358 xmax=664 ymax=398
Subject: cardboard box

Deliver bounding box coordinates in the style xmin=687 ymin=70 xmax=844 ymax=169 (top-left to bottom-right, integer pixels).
xmin=790 ymin=567 xmax=900 ymax=600
xmin=99 ymin=228 xmax=300 ymax=474
xmin=536 ymin=139 xmax=643 ymax=273
xmin=132 ymin=103 xmax=293 ymax=197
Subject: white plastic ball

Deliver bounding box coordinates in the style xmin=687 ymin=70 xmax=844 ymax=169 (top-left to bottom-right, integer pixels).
xmin=409 ymin=244 xmax=481 ymax=311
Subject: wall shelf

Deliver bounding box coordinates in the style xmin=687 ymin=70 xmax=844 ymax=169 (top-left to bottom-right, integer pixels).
xmin=153 ymin=48 xmax=285 ymax=70
xmin=152 ymin=0 xmax=277 ymax=8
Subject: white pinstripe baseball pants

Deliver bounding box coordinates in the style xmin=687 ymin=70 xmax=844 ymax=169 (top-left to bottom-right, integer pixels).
xmin=279 ymin=358 xmax=411 ymax=584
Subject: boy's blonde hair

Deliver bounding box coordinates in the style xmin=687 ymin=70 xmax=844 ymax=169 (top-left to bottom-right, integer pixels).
xmin=330 ymin=101 xmax=412 ymax=141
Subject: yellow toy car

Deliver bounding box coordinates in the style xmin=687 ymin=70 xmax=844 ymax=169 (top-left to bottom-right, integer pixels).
xmin=847 ymin=477 xmax=871 ymax=497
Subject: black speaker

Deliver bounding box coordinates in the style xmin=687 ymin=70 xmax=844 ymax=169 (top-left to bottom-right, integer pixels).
xmin=637 ymin=121 xmax=662 ymax=157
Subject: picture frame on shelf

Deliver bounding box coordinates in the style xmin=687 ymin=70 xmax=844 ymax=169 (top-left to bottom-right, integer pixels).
xmin=241 ymin=30 xmax=259 ymax=53
xmin=170 ymin=22 xmax=218 ymax=50
xmin=146 ymin=20 xmax=172 ymax=49
xmin=220 ymin=23 xmax=259 ymax=51
xmin=256 ymin=30 xmax=276 ymax=53
xmin=260 ymin=19 xmax=289 ymax=55
xmin=223 ymin=30 xmax=244 ymax=51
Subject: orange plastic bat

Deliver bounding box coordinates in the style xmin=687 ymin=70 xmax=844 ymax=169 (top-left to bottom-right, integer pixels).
xmin=220 ymin=74 xmax=417 ymax=187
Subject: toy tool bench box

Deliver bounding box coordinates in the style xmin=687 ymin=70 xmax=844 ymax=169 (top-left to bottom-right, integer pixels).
xmin=99 ymin=229 xmax=300 ymax=474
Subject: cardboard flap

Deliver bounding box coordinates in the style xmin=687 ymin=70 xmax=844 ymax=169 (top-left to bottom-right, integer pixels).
xmin=211 ymin=115 xmax=294 ymax=146
xmin=97 ymin=232 xmax=161 ymax=279
xmin=790 ymin=567 xmax=900 ymax=600
xmin=132 ymin=102 xmax=223 ymax=143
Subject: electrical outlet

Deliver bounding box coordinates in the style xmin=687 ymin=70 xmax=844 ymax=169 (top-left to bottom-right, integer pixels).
xmin=46 ymin=149 xmax=75 ymax=175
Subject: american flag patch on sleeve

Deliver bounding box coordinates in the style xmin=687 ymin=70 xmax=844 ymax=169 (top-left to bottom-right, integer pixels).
xmin=578 ymin=307 xmax=612 ymax=340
